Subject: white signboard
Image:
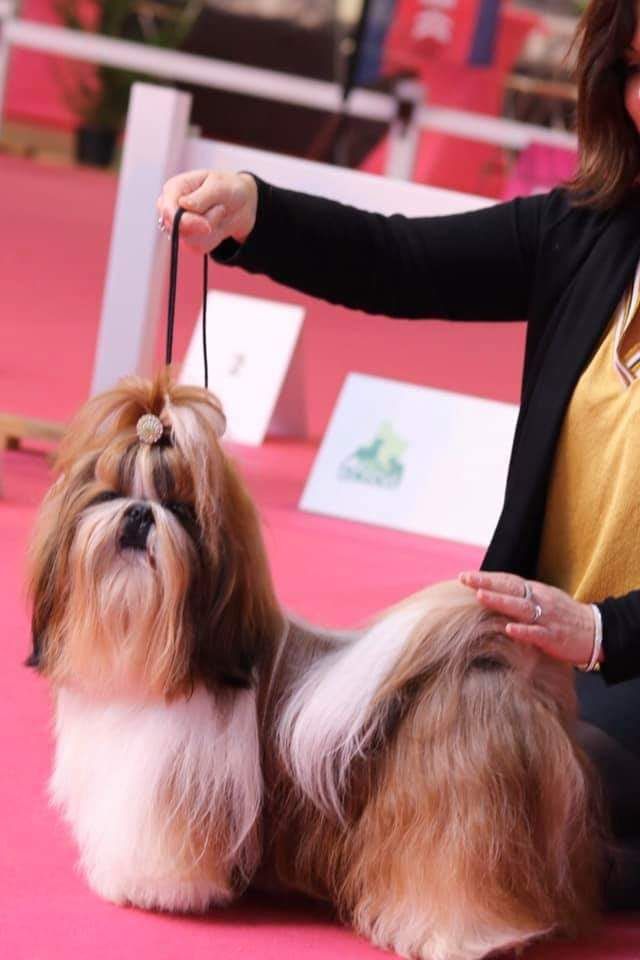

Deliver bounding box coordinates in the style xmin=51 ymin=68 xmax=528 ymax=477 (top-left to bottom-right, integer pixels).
xmin=300 ymin=373 xmax=518 ymax=548
xmin=180 ymin=290 xmax=305 ymax=446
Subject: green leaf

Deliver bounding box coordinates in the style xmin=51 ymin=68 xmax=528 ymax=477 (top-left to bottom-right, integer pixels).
xmin=51 ymin=0 xmax=202 ymax=128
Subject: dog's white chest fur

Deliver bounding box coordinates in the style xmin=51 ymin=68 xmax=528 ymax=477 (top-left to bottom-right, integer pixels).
xmin=50 ymin=684 xmax=262 ymax=911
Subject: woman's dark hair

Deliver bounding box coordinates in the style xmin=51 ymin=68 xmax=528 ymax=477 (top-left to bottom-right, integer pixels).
xmin=567 ymin=0 xmax=640 ymax=209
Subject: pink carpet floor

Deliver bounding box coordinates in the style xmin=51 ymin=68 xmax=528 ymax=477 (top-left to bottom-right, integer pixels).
xmin=1 ymin=153 xmax=638 ymax=958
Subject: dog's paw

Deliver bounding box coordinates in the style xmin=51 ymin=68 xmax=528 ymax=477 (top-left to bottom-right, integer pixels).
xmin=86 ymin=867 xmax=232 ymax=914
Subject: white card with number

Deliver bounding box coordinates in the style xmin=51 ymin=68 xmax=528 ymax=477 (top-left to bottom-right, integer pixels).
xmin=180 ymin=290 xmax=306 ymax=445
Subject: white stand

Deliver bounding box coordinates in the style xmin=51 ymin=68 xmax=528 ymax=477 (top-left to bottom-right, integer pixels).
xmin=269 ymin=333 xmax=307 ymax=439
xmin=91 ymin=84 xmax=191 ymax=395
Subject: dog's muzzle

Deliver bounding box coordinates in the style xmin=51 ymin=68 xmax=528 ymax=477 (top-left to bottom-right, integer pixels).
xmin=119 ymin=503 xmax=155 ymax=551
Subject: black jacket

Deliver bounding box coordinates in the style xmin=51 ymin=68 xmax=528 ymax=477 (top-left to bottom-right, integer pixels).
xmin=213 ymin=178 xmax=640 ymax=685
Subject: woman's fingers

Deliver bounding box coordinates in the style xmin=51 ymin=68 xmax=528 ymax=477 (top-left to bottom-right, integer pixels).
xmin=177 ymin=205 xmax=227 ymax=237
xmin=504 ymin=622 xmax=564 ymax=659
xmin=474 ymin=587 xmax=536 ymax=621
xmin=505 ymin=622 xmax=549 ymax=642
xmin=506 ymin=620 xmax=583 ymax=665
xmin=155 ymin=200 xmax=229 ymax=255
xmin=156 ymin=169 xmax=209 ymax=222
xmin=459 ymin=570 xmax=527 ymax=598
xmin=200 ymin=204 xmax=228 ymax=233
xmin=176 ymin=210 xmax=213 ymax=236
xmin=179 ymin=172 xmax=231 ymax=214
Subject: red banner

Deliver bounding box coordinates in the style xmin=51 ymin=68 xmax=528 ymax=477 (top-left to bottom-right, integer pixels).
xmin=383 ymin=0 xmax=498 ymax=69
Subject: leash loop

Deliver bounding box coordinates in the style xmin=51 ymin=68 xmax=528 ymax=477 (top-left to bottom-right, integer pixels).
xmin=166 ymin=207 xmax=209 ymax=388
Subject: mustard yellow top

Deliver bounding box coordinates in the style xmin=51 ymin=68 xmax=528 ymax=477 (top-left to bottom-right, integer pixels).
xmin=537 ymin=264 xmax=640 ymax=603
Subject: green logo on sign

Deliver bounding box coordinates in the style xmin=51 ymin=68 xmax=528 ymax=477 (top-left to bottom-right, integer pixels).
xmin=339 ymin=422 xmax=406 ymax=489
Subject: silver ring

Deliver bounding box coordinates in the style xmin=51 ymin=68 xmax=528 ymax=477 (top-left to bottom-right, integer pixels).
xmin=157 ymin=217 xmax=166 ymax=232
xmin=522 ymin=580 xmax=533 ymax=601
xmin=531 ymin=602 xmax=543 ymax=624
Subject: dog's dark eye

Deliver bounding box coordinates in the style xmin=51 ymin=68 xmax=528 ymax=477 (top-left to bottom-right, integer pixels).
xmin=470 ymin=656 xmax=506 ymax=672
xmin=88 ymin=491 xmax=121 ymax=508
xmin=165 ymin=501 xmax=197 ymax=526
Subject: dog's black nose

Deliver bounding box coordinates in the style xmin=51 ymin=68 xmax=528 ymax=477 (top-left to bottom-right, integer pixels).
xmin=119 ymin=503 xmax=155 ymax=550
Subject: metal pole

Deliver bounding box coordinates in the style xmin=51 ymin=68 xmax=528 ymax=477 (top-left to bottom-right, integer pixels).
xmin=385 ymin=77 xmax=425 ymax=181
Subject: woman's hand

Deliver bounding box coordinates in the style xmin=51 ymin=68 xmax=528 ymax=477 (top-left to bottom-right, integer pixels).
xmin=458 ymin=570 xmax=600 ymax=667
xmin=156 ymin=170 xmax=258 ymax=255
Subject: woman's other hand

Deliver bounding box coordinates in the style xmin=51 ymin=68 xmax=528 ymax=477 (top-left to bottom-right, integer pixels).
xmin=156 ymin=170 xmax=258 ymax=255
xmin=458 ymin=570 xmax=600 ymax=667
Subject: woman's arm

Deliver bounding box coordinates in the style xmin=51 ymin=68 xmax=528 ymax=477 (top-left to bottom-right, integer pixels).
xmin=212 ymin=177 xmax=545 ymax=323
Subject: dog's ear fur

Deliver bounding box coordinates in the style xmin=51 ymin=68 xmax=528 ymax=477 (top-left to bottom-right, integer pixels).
xmin=27 ymin=576 xmax=50 ymax=669
xmin=27 ymin=533 xmax=64 ymax=670
xmin=26 ymin=644 xmax=42 ymax=670
xmin=26 ymin=514 xmax=58 ymax=670
xmin=188 ymin=457 xmax=282 ymax=692
xmin=188 ymin=540 xmax=260 ymax=690
xmin=25 ymin=476 xmax=73 ymax=673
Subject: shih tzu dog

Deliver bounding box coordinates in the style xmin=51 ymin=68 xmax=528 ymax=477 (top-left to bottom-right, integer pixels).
xmin=27 ymin=370 xmax=603 ymax=960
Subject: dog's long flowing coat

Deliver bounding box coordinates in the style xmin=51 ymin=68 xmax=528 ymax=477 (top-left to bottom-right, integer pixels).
xmin=28 ymin=372 xmax=603 ymax=960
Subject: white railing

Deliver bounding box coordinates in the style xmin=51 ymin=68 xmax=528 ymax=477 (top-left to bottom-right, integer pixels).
xmin=2 ymin=20 xmax=397 ymax=121
xmin=0 ymin=10 xmax=578 ymax=177
xmin=416 ymin=104 xmax=576 ymax=151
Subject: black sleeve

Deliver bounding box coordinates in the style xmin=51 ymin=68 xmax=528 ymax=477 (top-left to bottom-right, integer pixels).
xmin=212 ymin=177 xmax=546 ymax=322
xmin=598 ymin=594 xmax=640 ymax=684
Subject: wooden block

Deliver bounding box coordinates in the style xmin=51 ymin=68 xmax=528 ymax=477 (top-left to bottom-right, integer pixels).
xmin=0 ymin=414 xmax=66 ymax=449
xmin=0 ymin=414 xmax=67 ymax=499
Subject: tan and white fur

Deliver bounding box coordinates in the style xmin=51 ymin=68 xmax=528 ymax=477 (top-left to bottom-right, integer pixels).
xmin=28 ymin=371 xmax=604 ymax=960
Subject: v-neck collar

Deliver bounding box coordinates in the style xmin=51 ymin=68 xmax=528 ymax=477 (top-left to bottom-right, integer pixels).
xmin=613 ymin=257 xmax=640 ymax=387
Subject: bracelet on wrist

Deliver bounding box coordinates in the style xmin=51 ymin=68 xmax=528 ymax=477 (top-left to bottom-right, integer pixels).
xmin=577 ymin=604 xmax=602 ymax=672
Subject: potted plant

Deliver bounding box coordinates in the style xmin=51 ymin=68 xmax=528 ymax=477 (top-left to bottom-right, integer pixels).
xmin=53 ymin=0 xmax=203 ymax=166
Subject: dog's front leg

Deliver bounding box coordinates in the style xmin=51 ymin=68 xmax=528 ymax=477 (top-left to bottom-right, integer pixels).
xmin=49 ymin=686 xmax=261 ymax=912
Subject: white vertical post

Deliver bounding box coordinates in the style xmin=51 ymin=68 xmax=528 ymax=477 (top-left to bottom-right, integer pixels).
xmin=0 ymin=0 xmax=17 ymax=133
xmin=91 ymin=82 xmax=192 ymax=395
xmin=0 ymin=37 xmax=11 ymax=135
xmin=385 ymin=77 xmax=424 ymax=181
